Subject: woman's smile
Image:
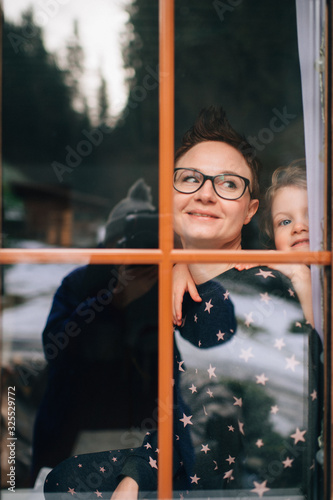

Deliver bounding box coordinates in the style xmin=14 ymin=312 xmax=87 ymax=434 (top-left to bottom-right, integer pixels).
xmin=186 ymin=210 xmax=220 ymax=219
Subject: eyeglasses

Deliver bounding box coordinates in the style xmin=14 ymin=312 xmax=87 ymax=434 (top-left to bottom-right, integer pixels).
xmin=173 ymin=168 xmax=251 ymax=200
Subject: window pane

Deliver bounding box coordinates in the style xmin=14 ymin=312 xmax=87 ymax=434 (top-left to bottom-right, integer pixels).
xmin=3 ymin=1 xmax=159 ymax=248
xmin=171 ymin=263 xmax=323 ymax=498
xmin=175 ymin=0 xmax=305 ymax=219
xmin=1 ymin=261 xmax=159 ymax=488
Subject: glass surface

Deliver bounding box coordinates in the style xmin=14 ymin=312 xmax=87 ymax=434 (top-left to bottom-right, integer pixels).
xmin=2 ymin=262 xmax=321 ymax=498
xmin=172 ymin=263 xmax=323 ymax=498
xmin=1 ymin=261 xmax=158 ymax=488
xmin=2 ymin=0 xmax=159 ymax=248
xmin=2 ymin=0 xmax=307 ymax=249
xmin=1 ymin=1 xmax=326 ymax=498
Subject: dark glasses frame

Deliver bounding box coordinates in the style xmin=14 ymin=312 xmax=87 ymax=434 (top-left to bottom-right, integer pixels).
xmin=173 ymin=167 xmax=252 ymax=200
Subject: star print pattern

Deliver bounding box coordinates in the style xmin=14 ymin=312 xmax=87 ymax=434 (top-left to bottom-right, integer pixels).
xmin=244 ymin=312 xmax=254 ymax=328
xmin=201 ymin=444 xmax=210 ymax=454
xmin=290 ymin=428 xmax=307 ymax=444
xmin=206 ymin=388 xmax=214 ymax=398
xmin=207 ymin=364 xmax=217 ymax=378
xmin=44 ymin=267 xmax=320 ymax=500
xmin=190 ymin=474 xmax=200 ymax=484
xmin=179 ymin=413 xmax=193 ymax=427
xmin=233 ymin=396 xmax=242 ymax=407
xmin=285 ymin=354 xmax=300 ymax=372
xmin=251 ymin=480 xmax=270 ymax=497
xmin=282 ymin=457 xmax=294 ymax=468
xmin=274 ymin=337 xmax=286 ymax=350
xmin=260 ymin=292 xmax=271 ymax=304
xmin=239 ymin=347 xmax=254 ymax=362
xmin=310 ymin=390 xmax=317 ymax=401
xmin=170 ymin=267 xmax=316 ymax=494
xmin=178 ymin=360 xmax=185 ymax=372
xmin=149 ymin=456 xmax=158 ymax=469
xmin=256 ymin=268 xmax=276 ymax=279
xmin=223 ymin=469 xmax=234 ymax=481
xmin=204 ymin=299 xmax=213 ymax=314
xmin=216 ymin=330 xmax=225 ymax=341
xmin=256 ymin=373 xmax=269 ymax=385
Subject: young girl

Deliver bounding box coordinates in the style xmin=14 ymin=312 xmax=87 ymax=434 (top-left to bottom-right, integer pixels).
xmin=173 ymin=160 xmax=314 ymax=328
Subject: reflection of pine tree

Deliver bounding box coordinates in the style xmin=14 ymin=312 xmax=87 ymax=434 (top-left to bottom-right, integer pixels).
xmin=118 ymin=0 xmax=159 ymax=155
xmin=225 ymin=379 xmax=305 ymax=488
xmin=117 ymin=0 xmax=304 ymax=178
xmin=98 ymin=73 xmax=110 ymax=126
xmin=3 ymin=9 xmax=90 ymax=167
xmin=65 ymin=20 xmax=85 ymax=113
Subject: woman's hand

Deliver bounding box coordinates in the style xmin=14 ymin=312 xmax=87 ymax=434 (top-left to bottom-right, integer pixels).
xmin=110 ymin=476 xmax=139 ymax=500
xmin=173 ymin=264 xmax=201 ymax=326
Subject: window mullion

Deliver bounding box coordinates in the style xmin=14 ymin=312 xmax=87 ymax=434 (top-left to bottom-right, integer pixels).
xmin=158 ymin=0 xmax=174 ymax=499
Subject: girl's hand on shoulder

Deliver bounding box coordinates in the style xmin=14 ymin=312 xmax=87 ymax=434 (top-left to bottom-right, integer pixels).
xmin=267 ymin=263 xmax=311 ymax=284
xmin=173 ymin=264 xmax=201 ymax=326
xmin=234 ymin=263 xmax=256 ymax=271
xmin=110 ymin=476 xmax=139 ymax=500
xmin=234 ymin=251 xmax=277 ymax=272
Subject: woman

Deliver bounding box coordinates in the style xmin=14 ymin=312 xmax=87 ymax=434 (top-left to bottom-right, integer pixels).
xmin=44 ymin=108 xmax=318 ymax=499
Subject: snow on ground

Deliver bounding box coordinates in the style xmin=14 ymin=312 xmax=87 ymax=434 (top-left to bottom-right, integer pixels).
xmin=3 ymin=262 xmax=78 ymax=340
xmin=2 ymin=242 xmax=80 ymax=363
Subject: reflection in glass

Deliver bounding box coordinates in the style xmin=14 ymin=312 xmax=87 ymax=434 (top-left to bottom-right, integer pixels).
xmin=173 ymin=264 xmax=322 ymax=496
xmin=1 ymin=259 xmax=159 ymax=487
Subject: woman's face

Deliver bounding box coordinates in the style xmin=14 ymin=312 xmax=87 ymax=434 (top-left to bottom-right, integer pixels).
xmin=173 ymin=141 xmax=259 ymax=250
xmin=272 ymin=186 xmax=309 ymax=251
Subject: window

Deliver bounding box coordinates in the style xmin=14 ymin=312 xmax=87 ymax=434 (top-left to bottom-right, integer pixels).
xmin=1 ymin=1 xmax=331 ymax=498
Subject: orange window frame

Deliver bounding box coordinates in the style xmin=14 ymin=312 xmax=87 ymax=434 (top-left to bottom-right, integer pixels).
xmin=1 ymin=1 xmax=333 ymax=499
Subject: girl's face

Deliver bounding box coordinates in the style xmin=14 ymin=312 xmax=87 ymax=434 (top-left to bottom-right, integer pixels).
xmin=173 ymin=141 xmax=259 ymax=250
xmin=271 ymin=186 xmax=309 ymax=251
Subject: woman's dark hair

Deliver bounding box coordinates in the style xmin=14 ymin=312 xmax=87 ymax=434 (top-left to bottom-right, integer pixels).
xmin=174 ymin=106 xmax=261 ymax=199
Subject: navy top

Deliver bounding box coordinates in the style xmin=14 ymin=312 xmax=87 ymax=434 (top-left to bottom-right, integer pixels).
xmin=120 ymin=266 xmax=320 ymax=497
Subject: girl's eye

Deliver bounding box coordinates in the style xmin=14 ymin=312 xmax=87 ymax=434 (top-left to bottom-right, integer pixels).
xmin=279 ymin=219 xmax=291 ymax=227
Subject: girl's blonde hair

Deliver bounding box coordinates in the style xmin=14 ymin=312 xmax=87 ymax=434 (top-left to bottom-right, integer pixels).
xmin=263 ymin=159 xmax=307 ymax=245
